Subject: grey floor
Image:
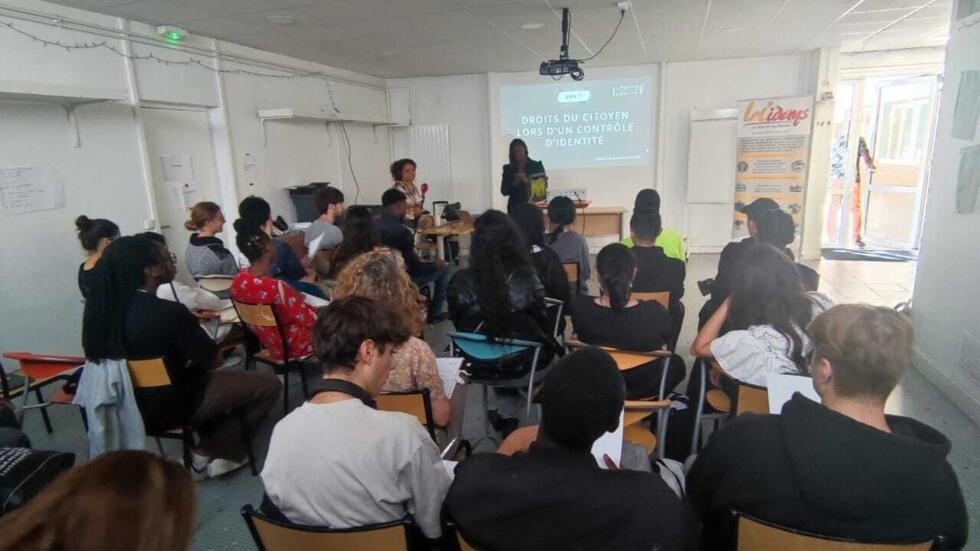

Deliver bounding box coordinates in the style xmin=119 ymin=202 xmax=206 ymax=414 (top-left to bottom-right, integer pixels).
xmin=17 ymin=253 xmax=979 ymax=550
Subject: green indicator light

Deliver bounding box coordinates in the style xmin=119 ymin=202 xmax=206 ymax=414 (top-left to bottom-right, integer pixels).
xmin=164 ymin=31 xmax=182 ymax=43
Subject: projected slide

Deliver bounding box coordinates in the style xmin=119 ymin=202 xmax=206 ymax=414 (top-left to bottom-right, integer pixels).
xmin=499 ymin=77 xmax=652 ymax=170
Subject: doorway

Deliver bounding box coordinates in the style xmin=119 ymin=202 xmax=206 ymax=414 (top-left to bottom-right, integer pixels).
xmin=821 ymin=75 xmax=940 ymax=251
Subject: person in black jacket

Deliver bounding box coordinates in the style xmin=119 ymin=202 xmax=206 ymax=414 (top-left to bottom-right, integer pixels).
xmin=688 ymin=304 xmax=968 ymax=550
xmin=510 ymin=203 xmax=570 ymax=305
xmin=447 ymin=347 xmax=697 ymax=551
xmin=630 ymin=208 xmax=686 ymax=347
xmin=501 ymin=138 xmax=546 ymax=214
xmin=376 ymin=189 xmax=449 ymax=323
xmin=755 ymin=208 xmax=820 ymax=292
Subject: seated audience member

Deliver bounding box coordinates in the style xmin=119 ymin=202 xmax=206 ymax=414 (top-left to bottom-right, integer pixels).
xmin=688 ymin=304 xmax=968 ymax=550
xmin=231 ymin=220 xmax=318 ymax=362
xmin=629 ymin=208 xmax=686 ymax=344
xmin=691 ymin=243 xmax=833 ymax=388
xmin=329 ymin=206 xmax=399 ymax=278
xmin=391 ymin=158 xmax=424 ymax=222
xmin=447 ymin=347 xmax=696 ymax=550
xmin=698 ymin=197 xmax=780 ymax=328
xmin=238 ymin=195 xmax=325 ymax=299
xmin=304 ymin=186 xmax=344 ymax=251
xmin=376 ymin=189 xmax=449 ymax=323
xmin=184 ymin=201 xmax=238 ymax=278
xmin=334 ymin=251 xmax=450 ymax=427
xmin=756 ymin=208 xmax=820 ymax=292
xmin=572 ymin=244 xmax=681 ymax=399
xmin=0 ymin=399 xmax=30 ymax=448
xmin=75 ymin=215 xmax=119 ymax=299
xmin=510 ymin=203 xmax=570 ymax=304
xmin=0 ymin=450 xmax=196 ymax=551
xmin=262 ymin=297 xmax=449 ymax=539
xmin=82 ymin=236 xmax=280 ymax=477
xmin=137 ymin=232 xmax=235 ymax=342
xmin=622 ymin=189 xmax=686 ymax=261
xmin=546 ymin=195 xmax=590 ymax=294
xmin=448 ymin=210 xmax=557 ymax=357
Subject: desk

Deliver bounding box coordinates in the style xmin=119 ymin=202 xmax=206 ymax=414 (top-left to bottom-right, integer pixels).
xmin=543 ymin=206 xmax=627 ymax=240
xmin=418 ymin=221 xmax=474 ymax=260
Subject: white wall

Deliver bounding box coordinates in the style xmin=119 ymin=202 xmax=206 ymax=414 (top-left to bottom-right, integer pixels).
xmin=910 ymin=2 xmax=980 ymax=426
xmin=0 ymin=0 xmax=389 ymax=356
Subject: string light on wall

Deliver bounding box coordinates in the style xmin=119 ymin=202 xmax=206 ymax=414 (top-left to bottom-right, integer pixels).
xmin=0 ymin=17 xmax=340 ymax=113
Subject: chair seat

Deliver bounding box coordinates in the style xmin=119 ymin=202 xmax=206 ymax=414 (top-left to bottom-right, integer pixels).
xmin=705 ymin=389 xmax=731 ymax=413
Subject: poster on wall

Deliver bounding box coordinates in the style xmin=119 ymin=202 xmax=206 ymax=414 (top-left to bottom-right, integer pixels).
xmin=0 ymin=165 xmax=65 ymax=216
xmin=733 ymin=96 xmax=814 ymax=238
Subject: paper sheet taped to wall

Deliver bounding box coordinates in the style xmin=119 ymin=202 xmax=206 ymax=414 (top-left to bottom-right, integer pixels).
xmin=0 ymin=166 xmax=65 ymax=215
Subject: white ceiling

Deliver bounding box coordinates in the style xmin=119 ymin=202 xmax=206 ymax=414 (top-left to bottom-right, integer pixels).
xmin=47 ymin=0 xmax=953 ymax=78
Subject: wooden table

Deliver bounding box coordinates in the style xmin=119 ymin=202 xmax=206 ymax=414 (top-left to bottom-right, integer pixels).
xmin=418 ymin=221 xmax=474 ymax=260
xmin=543 ymin=206 xmax=628 ymax=240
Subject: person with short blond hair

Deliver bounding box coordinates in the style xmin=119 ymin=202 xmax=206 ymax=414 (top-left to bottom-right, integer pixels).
xmin=688 ymin=304 xmax=968 ymax=550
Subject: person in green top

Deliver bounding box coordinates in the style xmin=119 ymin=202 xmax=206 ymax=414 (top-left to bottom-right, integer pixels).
xmin=621 ymin=189 xmax=686 ymax=261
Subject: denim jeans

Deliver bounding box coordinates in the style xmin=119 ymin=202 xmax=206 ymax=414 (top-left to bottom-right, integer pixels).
xmin=412 ymin=266 xmax=450 ymax=318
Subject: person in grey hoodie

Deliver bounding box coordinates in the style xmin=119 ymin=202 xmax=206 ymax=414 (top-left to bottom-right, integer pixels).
xmin=688 ymin=304 xmax=967 ymax=550
xmin=184 ymin=201 xmax=238 ymax=277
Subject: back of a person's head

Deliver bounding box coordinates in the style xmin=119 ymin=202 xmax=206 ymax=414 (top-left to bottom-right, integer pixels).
xmin=538 ymin=347 xmax=625 ymax=451
xmin=82 ymin=236 xmax=162 ymax=361
xmin=510 ymin=202 xmax=545 ymax=248
xmin=547 ymin=196 xmax=576 ymax=226
xmin=314 ymin=296 xmax=410 ymax=373
xmin=629 ymin=208 xmax=662 ymax=243
xmin=334 ymin=251 xmax=422 ymax=336
xmin=756 ymin=209 xmax=796 ymax=250
xmin=75 ymin=215 xmax=120 ymax=252
xmin=633 ymin=189 xmax=661 ymax=212
xmin=314 ymin=186 xmax=344 ymax=215
xmin=345 ymin=206 xmax=373 ymax=224
xmin=233 ymin=217 xmax=269 ymax=262
xmin=381 ymin=188 xmax=407 ymax=210
xmin=184 ymin=201 xmax=221 ymax=232
xmin=470 ymin=210 xmax=533 ymax=338
xmin=596 ymin=243 xmax=636 ymax=311
xmin=237 ymin=196 xmax=270 ymax=228
xmin=0 ymin=450 xmax=196 ymax=551
xmin=134 ymin=231 xmax=166 ymax=246
xmin=809 ymin=304 xmax=912 ymax=402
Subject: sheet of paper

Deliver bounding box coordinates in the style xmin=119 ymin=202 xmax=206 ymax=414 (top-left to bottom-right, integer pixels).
xmin=307 ymin=232 xmax=323 ymax=258
xmin=0 ymin=165 xmax=65 ymax=215
xmin=161 ymin=154 xmax=194 ymax=182
xmin=303 ymin=293 xmax=330 ymax=309
xmin=766 ymin=373 xmax=820 ymax=414
xmin=436 ymin=357 xmax=463 ymax=399
xmin=165 ymin=181 xmax=187 ymax=212
xmin=219 ymin=307 xmax=239 ymax=324
xmin=953 ymin=70 xmax=980 ymax=141
xmin=441 ymin=460 xmax=457 ymax=480
xmin=956 ymin=143 xmax=980 ymax=214
xmin=591 ymin=410 xmax=624 ymax=469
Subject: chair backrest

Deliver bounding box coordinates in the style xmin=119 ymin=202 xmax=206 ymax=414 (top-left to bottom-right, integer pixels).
xmin=632 ymin=291 xmax=671 ymax=310
xmin=565 ymin=340 xmax=670 ymax=372
xmin=447 ymin=332 xmax=541 ymax=362
xmin=233 ymin=300 xmax=279 ymax=328
xmin=735 ymin=383 xmax=769 ymax=416
xmin=562 ymin=262 xmax=579 ymax=284
xmin=376 ymin=389 xmax=436 ymax=440
xmin=241 ymin=505 xmax=411 ymax=551
xmin=126 ymin=358 xmax=172 ymax=389
xmin=197 ymin=275 xmax=235 ymax=293
xmin=457 ymin=210 xmax=475 ymax=226
xmin=735 ymin=512 xmax=934 ymax=551
xmin=279 ymin=233 xmax=307 ymax=263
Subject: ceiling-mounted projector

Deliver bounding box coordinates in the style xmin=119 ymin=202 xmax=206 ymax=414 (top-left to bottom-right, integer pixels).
xmin=539 ymin=8 xmax=584 ymax=81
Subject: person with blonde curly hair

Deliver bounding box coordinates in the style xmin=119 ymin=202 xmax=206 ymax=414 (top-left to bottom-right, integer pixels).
xmin=334 ymin=251 xmax=451 ymax=426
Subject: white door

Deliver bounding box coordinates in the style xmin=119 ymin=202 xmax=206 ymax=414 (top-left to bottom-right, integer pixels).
xmin=140 ymin=107 xmax=222 ymax=284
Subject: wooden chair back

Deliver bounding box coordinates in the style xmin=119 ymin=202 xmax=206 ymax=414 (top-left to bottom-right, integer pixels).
xmin=736 ymin=383 xmax=770 ymax=415
xmin=241 ymin=505 xmax=410 ymax=551
xmin=233 ymin=300 xmax=278 ymax=328
xmin=632 ymin=291 xmax=671 ymax=310
xmin=197 ymin=275 xmax=235 ymax=293
xmin=375 ymin=389 xmax=436 ymax=439
xmin=279 ymin=233 xmax=307 ymax=263
xmin=736 ymin=512 xmax=934 ymax=551
xmin=127 ymin=358 xmax=172 ymax=389
xmin=457 ymin=210 xmax=474 ymax=226
xmin=562 ymin=262 xmax=579 ymax=284
xmin=565 ymin=340 xmax=670 ymax=372
xmin=314 ymin=249 xmax=333 ymax=279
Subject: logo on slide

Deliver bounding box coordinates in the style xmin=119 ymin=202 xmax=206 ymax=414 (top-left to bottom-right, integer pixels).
xmin=557 ymin=90 xmax=591 ymax=103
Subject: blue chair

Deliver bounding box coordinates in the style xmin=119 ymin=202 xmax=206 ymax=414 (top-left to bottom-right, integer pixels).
xmin=447 ymin=332 xmax=546 ymax=437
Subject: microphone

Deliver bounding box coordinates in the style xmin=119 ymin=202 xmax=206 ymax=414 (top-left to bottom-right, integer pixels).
xmin=420 ymin=183 xmax=429 ymax=210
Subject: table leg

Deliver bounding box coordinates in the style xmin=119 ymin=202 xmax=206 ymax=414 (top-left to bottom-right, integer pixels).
xmin=436 ymin=235 xmax=446 ymax=261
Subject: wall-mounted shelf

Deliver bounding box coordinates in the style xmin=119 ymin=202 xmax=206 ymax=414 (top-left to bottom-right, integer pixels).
xmin=0 ymin=80 xmax=127 ymax=148
xmin=257 ymin=107 xmax=394 ymax=146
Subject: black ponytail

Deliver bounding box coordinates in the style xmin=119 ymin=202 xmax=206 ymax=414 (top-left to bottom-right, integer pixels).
xmin=547 ymin=196 xmax=575 ymax=245
xmin=596 ymin=243 xmax=635 ymax=311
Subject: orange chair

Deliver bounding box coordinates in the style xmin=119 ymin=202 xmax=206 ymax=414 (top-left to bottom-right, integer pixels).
xmin=1 ymin=352 xmax=87 ymax=433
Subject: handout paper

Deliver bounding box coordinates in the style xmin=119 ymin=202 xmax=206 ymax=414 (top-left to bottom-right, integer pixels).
xmin=766 ymin=373 xmax=820 ymax=414
xmin=436 ymin=357 xmax=464 ymax=399
xmin=591 ymin=410 xmax=624 ymax=469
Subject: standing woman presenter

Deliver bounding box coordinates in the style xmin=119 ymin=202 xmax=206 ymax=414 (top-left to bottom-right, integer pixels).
xmin=500 ymin=139 xmax=546 ymax=214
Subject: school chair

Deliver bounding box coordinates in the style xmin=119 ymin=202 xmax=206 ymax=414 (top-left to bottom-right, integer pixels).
xmin=376 ymin=389 xmax=436 ymax=440
xmin=278 ymin=233 xmax=307 ymax=265
xmin=1 ymin=353 xmax=86 ymax=433
xmin=232 ymin=299 xmax=312 ymax=415
xmin=732 ymin=510 xmax=938 ymax=551
xmin=127 ymin=358 xmax=258 ymax=475
xmin=241 ymin=504 xmax=416 ymax=551
xmin=690 ymin=359 xmax=770 ymax=454
xmin=447 ymin=332 xmax=546 ymax=436
xmin=196 ymin=274 xmax=236 ymax=295
xmin=631 ymin=290 xmax=671 ymax=311
xmin=562 ymin=262 xmax=581 ymax=294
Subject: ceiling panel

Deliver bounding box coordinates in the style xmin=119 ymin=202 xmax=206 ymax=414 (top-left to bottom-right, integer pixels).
xmin=39 ymin=0 xmax=952 ymax=77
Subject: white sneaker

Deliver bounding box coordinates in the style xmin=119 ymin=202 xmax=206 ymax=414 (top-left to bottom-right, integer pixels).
xmin=190 ymin=453 xmax=211 ymax=482
xmin=207 ymin=457 xmax=250 ymax=478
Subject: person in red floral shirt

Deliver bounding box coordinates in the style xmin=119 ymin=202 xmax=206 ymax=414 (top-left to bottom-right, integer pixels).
xmin=231 ymin=219 xmax=318 ymax=361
